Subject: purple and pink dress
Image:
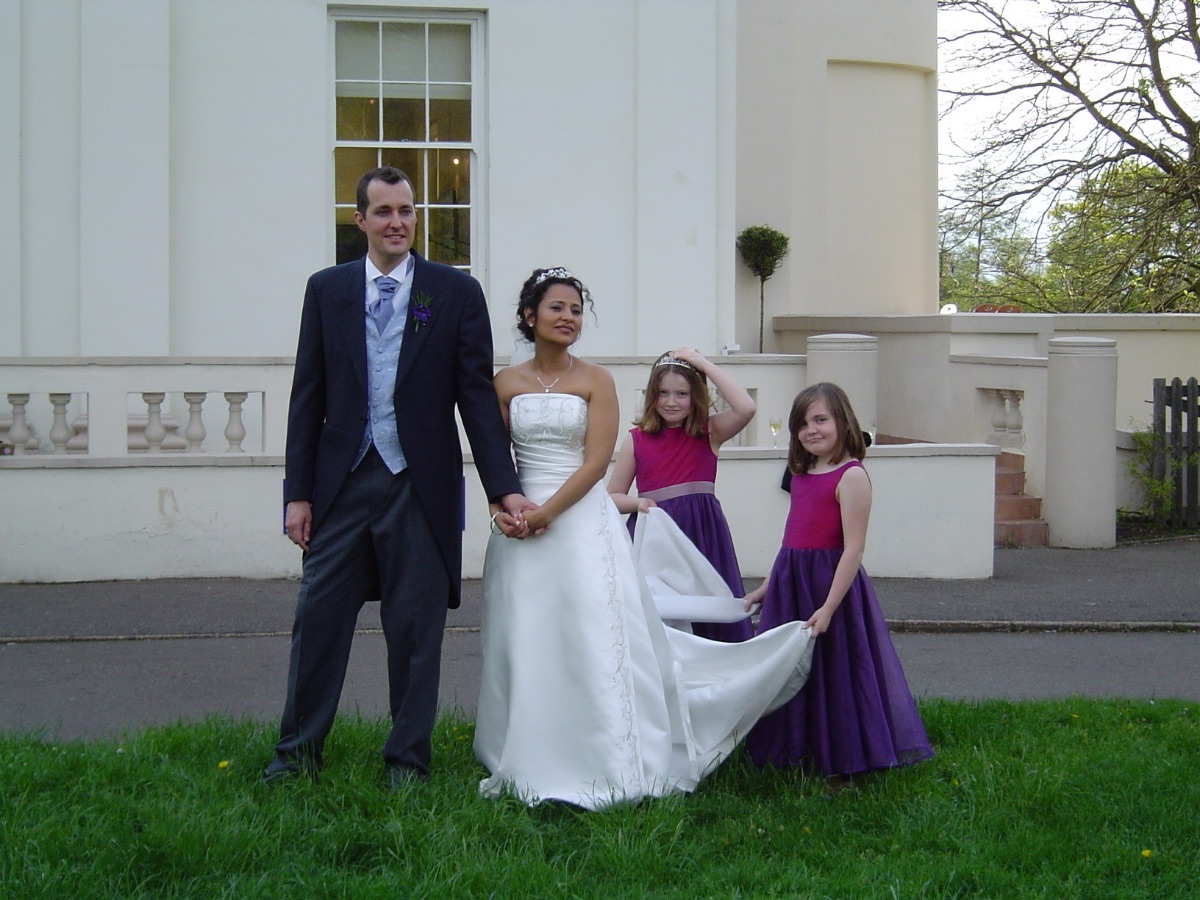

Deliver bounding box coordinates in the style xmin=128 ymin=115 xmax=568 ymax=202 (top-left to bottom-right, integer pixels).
xmin=747 ymin=460 xmax=933 ymax=776
xmin=627 ymin=426 xmax=753 ymax=643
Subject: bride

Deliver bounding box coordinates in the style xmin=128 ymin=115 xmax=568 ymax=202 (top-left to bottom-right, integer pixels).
xmin=474 ymin=267 xmax=814 ymax=809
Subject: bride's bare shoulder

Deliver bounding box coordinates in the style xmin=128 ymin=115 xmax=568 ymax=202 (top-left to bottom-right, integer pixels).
xmin=574 ymin=358 xmax=615 ymax=401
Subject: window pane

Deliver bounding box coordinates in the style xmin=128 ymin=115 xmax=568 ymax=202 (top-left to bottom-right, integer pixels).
xmin=336 ymin=92 xmax=379 ymax=141
xmin=380 ymin=148 xmax=424 ymax=196
xmin=429 ymin=24 xmax=470 ymax=82
xmin=336 ymin=21 xmax=378 ymax=81
xmin=431 ymin=150 xmax=469 ymax=204
xmin=427 ymin=206 xmax=470 ymax=266
xmin=336 ymin=225 xmax=367 ymax=265
xmin=382 ymin=95 xmax=425 ymax=142
xmin=429 ymin=84 xmax=470 ymax=142
xmin=382 ymin=22 xmax=425 ymax=81
xmin=335 ymin=146 xmax=379 ymax=205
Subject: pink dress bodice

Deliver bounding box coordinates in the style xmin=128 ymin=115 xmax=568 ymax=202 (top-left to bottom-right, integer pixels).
xmin=781 ymin=461 xmax=863 ymax=551
xmin=630 ymin=427 xmax=717 ymax=492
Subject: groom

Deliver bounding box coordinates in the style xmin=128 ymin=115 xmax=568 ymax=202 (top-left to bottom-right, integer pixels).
xmin=264 ymin=166 xmax=529 ymax=786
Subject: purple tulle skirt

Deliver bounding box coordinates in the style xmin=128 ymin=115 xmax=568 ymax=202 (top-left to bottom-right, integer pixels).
xmin=627 ymin=493 xmax=753 ymax=642
xmin=747 ymin=547 xmax=933 ymax=776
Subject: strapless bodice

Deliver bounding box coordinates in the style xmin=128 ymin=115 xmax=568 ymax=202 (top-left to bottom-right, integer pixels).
xmin=509 ymin=393 xmax=588 ymax=493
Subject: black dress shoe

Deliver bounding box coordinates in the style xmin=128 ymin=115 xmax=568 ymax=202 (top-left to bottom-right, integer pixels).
xmin=385 ymin=765 xmax=429 ymax=789
xmin=261 ymin=758 xmax=317 ymax=784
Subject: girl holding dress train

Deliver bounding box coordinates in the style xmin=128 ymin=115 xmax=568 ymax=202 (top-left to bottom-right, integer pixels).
xmin=608 ymin=348 xmax=755 ymax=642
xmin=744 ymin=382 xmax=933 ymax=786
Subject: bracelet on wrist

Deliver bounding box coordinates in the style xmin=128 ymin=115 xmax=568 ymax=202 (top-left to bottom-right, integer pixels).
xmin=489 ymin=511 xmax=504 ymax=536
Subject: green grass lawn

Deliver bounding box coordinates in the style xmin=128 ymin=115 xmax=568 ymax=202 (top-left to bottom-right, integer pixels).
xmin=2 ymin=699 xmax=1196 ymax=898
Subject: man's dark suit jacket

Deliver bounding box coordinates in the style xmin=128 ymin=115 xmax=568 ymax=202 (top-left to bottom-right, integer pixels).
xmin=284 ymin=252 xmax=521 ymax=608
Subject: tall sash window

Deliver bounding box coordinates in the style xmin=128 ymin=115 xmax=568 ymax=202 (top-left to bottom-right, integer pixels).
xmin=332 ymin=14 xmax=481 ymax=272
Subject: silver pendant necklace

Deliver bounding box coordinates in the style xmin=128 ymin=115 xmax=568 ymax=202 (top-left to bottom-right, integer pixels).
xmin=534 ymin=355 xmax=573 ymax=393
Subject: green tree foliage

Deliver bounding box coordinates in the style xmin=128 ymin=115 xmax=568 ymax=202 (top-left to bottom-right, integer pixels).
xmin=1043 ymin=163 xmax=1200 ymax=312
xmin=939 ymin=0 xmax=1200 ymax=312
xmin=939 ymin=166 xmax=1047 ymax=310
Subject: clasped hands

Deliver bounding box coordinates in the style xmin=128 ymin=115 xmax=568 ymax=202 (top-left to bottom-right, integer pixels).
xmin=491 ymin=493 xmax=547 ymax=539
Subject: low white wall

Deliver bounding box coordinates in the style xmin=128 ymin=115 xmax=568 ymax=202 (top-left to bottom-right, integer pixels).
xmin=1 ymin=443 xmax=996 ymax=584
xmin=1115 ymin=429 xmax=1149 ymax=513
xmin=712 ymin=443 xmax=997 ymax=580
xmin=0 ymin=457 xmax=298 ymax=582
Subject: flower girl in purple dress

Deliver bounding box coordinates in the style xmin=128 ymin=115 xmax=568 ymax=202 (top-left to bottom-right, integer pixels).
xmin=744 ymin=383 xmax=932 ymax=784
xmin=608 ymin=348 xmax=755 ymax=642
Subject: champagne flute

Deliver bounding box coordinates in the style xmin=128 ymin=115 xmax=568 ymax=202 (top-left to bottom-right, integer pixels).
xmin=768 ymin=417 xmax=783 ymax=449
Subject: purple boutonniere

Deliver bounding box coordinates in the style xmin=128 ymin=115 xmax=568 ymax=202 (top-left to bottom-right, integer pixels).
xmin=411 ymin=291 xmax=434 ymax=330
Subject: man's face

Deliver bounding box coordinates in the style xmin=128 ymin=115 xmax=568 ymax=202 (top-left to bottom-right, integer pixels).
xmin=355 ymin=178 xmax=417 ymax=270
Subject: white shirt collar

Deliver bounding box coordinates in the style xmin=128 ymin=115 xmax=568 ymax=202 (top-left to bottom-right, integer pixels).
xmin=364 ymin=254 xmax=414 ymax=306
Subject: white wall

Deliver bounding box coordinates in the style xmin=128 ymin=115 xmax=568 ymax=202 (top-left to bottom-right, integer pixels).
xmin=734 ymin=0 xmax=937 ymax=351
xmin=0 ymin=0 xmax=20 ymax=356
xmin=0 ymin=444 xmax=995 ymax=583
xmin=3 ymin=0 xmax=935 ymax=361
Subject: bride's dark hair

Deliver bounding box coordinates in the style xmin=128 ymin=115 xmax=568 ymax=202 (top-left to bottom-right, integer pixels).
xmin=516 ymin=267 xmax=595 ymax=342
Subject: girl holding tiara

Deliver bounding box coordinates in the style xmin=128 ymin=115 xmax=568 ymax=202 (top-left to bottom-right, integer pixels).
xmin=608 ymin=348 xmax=756 ymax=641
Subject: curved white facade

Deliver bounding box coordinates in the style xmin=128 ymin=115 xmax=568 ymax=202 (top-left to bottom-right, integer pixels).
xmin=0 ymin=0 xmax=935 ymax=358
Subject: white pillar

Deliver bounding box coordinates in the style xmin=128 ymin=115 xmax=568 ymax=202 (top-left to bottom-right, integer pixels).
xmin=1044 ymin=337 xmax=1117 ymax=548
xmin=805 ymin=333 xmax=878 ymax=438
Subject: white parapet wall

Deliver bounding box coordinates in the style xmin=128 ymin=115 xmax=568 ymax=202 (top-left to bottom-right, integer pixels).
xmin=2 ymin=442 xmax=997 ymax=584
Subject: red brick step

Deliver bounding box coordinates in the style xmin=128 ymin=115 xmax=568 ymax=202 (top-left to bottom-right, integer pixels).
xmin=994 ymin=452 xmax=1047 ymax=547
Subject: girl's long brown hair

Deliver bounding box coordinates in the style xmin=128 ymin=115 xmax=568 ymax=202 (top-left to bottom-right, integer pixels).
xmin=787 ymin=382 xmax=866 ymax=474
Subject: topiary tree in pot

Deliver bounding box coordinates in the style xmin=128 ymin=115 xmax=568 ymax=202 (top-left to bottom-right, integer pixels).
xmin=736 ymin=225 xmax=790 ymax=352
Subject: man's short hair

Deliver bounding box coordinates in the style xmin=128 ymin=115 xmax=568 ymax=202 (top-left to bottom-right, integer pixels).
xmin=355 ymin=166 xmax=414 ymax=213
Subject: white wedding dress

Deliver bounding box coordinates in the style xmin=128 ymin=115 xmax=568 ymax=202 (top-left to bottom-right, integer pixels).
xmin=474 ymin=394 xmax=814 ymax=809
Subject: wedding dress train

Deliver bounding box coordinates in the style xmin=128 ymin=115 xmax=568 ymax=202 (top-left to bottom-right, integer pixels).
xmin=474 ymin=393 xmax=813 ymax=809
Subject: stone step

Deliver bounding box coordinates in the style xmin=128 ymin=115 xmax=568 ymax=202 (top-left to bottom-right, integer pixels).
xmin=994 ymin=451 xmax=1047 ymax=547
xmin=995 ymin=466 xmax=1026 ymax=496
xmin=996 ymin=493 xmax=1041 ymax=520
xmin=995 ymin=519 xmax=1049 ymax=547
xmin=997 ymin=450 xmax=1026 ymax=470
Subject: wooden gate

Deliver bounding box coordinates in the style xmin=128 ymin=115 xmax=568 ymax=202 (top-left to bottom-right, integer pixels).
xmin=1152 ymin=377 xmax=1199 ymax=528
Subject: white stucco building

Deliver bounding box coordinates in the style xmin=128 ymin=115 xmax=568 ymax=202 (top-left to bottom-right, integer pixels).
xmin=9 ymin=1 xmax=1190 ymax=583
xmin=1 ymin=0 xmax=938 ymax=360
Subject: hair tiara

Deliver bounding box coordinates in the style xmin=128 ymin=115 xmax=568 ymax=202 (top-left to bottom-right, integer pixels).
xmin=534 ymin=267 xmax=574 ymax=286
xmin=654 ymin=353 xmax=695 ymax=372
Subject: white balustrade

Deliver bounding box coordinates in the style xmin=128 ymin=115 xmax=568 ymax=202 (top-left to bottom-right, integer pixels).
xmin=981 ymin=388 xmax=1025 ymax=450
xmin=0 ymin=358 xmax=294 ymax=460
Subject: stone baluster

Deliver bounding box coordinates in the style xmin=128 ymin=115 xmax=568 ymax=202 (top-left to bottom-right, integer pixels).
xmin=1002 ymin=390 xmax=1025 ymax=446
xmin=988 ymin=389 xmax=1007 ymax=441
xmin=48 ymin=393 xmax=73 ymax=454
xmin=67 ymin=412 xmax=88 ymax=453
xmin=224 ymin=392 xmax=248 ymax=452
xmin=142 ymin=392 xmax=167 ymax=452
xmin=6 ymin=393 xmax=32 ymax=456
xmin=183 ymin=392 xmax=208 ymax=451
